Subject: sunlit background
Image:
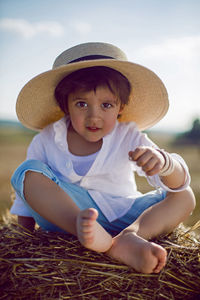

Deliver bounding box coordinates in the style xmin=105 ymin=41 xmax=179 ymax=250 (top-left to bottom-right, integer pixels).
xmin=0 ymin=0 xmax=199 ymax=236
xmin=1 ymin=0 xmax=200 ymax=132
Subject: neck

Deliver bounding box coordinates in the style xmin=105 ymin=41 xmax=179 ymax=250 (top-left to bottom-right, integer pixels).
xmin=67 ymin=124 xmax=103 ymax=156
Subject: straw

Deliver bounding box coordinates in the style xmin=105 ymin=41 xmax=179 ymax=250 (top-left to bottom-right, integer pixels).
xmin=0 ymin=221 xmax=199 ymax=300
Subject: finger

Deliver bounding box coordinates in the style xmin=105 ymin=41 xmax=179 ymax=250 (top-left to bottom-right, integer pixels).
xmin=129 ymin=147 xmax=148 ymax=161
xmin=135 ymin=150 xmax=155 ymax=167
xmin=146 ymin=162 xmax=162 ymax=176
xmin=141 ymin=157 xmax=158 ymax=172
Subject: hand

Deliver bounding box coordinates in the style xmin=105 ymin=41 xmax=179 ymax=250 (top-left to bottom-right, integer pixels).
xmin=129 ymin=146 xmax=165 ymax=176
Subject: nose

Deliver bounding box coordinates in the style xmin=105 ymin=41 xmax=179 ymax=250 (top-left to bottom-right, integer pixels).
xmin=87 ymin=105 xmax=101 ymax=122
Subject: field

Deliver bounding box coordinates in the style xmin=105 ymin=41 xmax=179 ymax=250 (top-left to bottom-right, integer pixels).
xmin=0 ymin=125 xmax=199 ymax=231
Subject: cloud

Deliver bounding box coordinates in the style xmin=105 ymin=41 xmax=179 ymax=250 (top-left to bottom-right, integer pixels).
xmin=141 ymin=36 xmax=200 ymax=61
xmin=0 ymin=18 xmax=64 ymax=38
xmin=70 ymin=20 xmax=91 ymax=35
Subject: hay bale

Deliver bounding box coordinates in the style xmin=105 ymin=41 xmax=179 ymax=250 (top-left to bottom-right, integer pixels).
xmin=0 ymin=221 xmax=200 ymax=300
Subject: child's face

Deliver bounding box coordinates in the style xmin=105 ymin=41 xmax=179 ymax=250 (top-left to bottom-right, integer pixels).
xmin=67 ymin=85 xmax=124 ymax=143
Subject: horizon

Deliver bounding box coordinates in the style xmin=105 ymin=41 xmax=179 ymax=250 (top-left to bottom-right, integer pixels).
xmin=1 ymin=0 xmax=200 ymax=132
xmin=0 ymin=117 xmax=196 ymax=135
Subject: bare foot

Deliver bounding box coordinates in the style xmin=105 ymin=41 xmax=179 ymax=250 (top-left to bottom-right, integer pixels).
xmin=107 ymin=231 xmax=167 ymax=274
xmin=76 ymin=208 xmax=113 ymax=252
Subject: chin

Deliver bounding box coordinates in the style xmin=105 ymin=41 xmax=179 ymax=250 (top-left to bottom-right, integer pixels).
xmin=85 ymin=135 xmax=103 ymax=143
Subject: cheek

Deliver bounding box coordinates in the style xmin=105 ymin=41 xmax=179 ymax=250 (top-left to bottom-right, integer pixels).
xmin=70 ymin=112 xmax=84 ymax=129
xmin=104 ymin=112 xmax=118 ymax=128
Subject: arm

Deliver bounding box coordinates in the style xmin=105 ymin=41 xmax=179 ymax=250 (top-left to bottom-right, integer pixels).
xmin=129 ymin=146 xmax=186 ymax=189
xmin=18 ymin=216 xmax=36 ymax=232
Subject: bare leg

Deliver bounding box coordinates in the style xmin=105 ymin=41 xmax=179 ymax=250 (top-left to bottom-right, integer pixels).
xmin=124 ymin=187 xmax=196 ymax=240
xmin=24 ymin=171 xmax=112 ymax=251
xmin=24 ymin=171 xmax=80 ymax=235
xmin=24 ymin=172 xmax=195 ymax=273
xmin=107 ymin=188 xmax=196 ymax=273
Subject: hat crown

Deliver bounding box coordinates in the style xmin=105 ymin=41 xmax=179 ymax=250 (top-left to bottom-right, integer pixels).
xmin=53 ymin=42 xmax=128 ymax=69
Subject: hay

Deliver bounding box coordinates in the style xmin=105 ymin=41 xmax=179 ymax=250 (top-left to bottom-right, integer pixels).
xmin=0 ymin=221 xmax=200 ymax=300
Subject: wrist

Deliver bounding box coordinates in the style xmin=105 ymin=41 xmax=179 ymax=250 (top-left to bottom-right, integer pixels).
xmin=157 ymin=149 xmax=175 ymax=177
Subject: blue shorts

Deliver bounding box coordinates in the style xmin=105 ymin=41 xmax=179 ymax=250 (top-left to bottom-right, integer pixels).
xmin=11 ymin=160 xmax=167 ymax=235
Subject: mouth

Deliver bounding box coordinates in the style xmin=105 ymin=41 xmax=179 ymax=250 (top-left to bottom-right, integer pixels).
xmin=86 ymin=127 xmax=100 ymax=132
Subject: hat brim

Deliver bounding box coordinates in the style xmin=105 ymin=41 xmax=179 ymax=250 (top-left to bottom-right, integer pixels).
xmin=16 ymin=59 xmax=169 ymax=131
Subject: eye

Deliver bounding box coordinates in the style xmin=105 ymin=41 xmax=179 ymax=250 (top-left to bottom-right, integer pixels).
xmin=76 ymin=101 xmax=88 ymax=108
xmin=102 ymin=103 xmax=113 ymax=109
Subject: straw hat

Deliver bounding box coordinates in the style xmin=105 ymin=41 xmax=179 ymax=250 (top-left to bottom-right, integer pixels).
xmin=16 ymin=42 xmax=169 ymax=131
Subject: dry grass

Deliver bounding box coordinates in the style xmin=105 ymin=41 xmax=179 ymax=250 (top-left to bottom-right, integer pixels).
xmin=0 ymin=218 xmax=200 ymax=300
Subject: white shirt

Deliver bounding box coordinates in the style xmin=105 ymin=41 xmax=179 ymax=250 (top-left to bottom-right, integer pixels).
xmin=69 ymin=151 xmax=100 ymax=176
xmin=10 ymin=117 xmax=190 ymax=222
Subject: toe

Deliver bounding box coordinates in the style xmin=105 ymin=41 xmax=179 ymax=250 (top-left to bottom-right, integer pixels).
xmin=153 ymin=260 xmax=166 ymax=273
xmin=152 ymin=245 xmax=167 ymax=273
xmin=81 ymin=219 xmax=94 ymax=226
xmin=80 ymin=208 xmax=98 ymax=220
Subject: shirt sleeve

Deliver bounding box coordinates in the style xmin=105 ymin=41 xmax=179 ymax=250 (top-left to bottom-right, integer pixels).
xmin=132 ymin=136 xmax=190 ymax=191
xmin=129 ymin=126 xmax=191 ymax=192
xmin=26 ymin=133 xmax=47 ymax=162
xmin=146 ymin=153 xmax=191 ymax=192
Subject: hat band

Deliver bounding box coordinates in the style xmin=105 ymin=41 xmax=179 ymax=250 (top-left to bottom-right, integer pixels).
xmin=69 ymin=54 xmax=114 ymax=64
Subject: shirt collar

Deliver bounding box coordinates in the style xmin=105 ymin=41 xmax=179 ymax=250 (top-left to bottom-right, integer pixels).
xmin=53 ymin=116 xmax=69 ymax=152
xmin=53 ymin=116 xmax=119 ymax=151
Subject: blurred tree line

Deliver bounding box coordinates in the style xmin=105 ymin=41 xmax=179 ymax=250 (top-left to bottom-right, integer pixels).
xmin=174 ymin=118 xmax=200 ymax=146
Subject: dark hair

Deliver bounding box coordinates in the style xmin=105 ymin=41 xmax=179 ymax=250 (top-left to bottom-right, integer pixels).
xmin=55 ymin=66 xmax=130 ymax=114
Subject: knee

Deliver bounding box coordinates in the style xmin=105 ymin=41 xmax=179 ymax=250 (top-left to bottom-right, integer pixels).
xmin=180 ymin=186 xmax=196 ymax=213
xmin=12 ymin=160 xmax=58 ymax=190
xmin=23 ymin=170 xmax=41 ymax=198
xmin=167 ymin=186 xmax=196 ymax=214
xmin=187 ymin=186 xmax=196 ymax=211
xmin=24 ymin=170 xmax=51 ymax=191
xmin=11 ymin=160 xmax=43 ymax=187
xmin=23 ymin=170 xmax=39 ymax=187
xmin=24 ymin=170 xmax=38 ymax=180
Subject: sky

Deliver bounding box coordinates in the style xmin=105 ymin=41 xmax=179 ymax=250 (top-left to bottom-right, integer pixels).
xmin=0 ymin=0 xmax=200 ymax=132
